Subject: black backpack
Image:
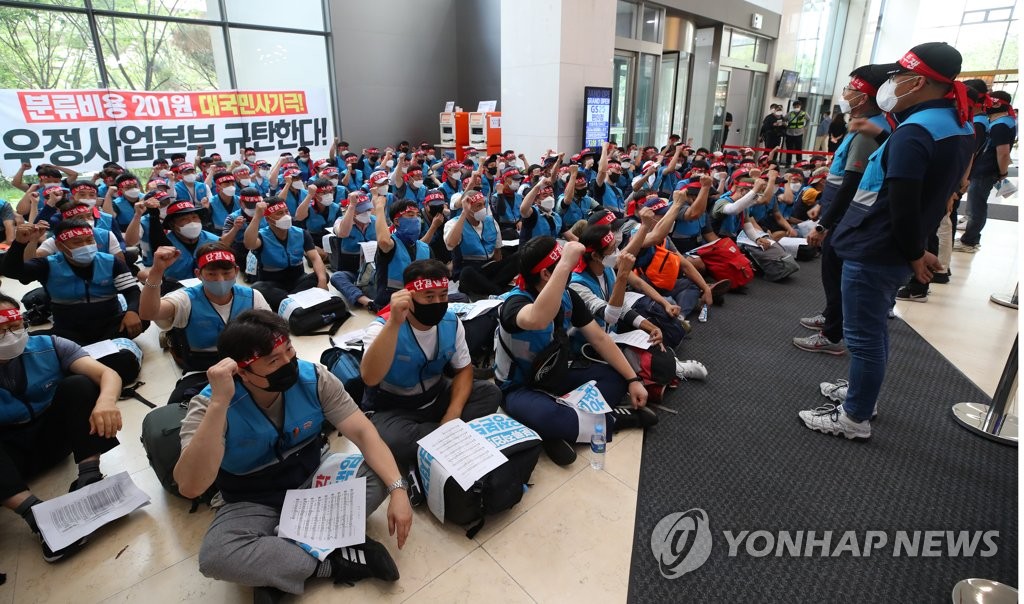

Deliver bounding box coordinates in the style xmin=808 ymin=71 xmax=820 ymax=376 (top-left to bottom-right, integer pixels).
xmin=417 ymin=414 xmax=542 ymax=538
xmin=320 ymin=343 xmax=365 ymax=405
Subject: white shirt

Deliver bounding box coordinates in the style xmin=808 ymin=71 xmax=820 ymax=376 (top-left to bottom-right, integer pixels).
xmin=363 ymin=316 xmax=471 ymax=370
xmin=38 ymin=232 xmax=121 ymax=257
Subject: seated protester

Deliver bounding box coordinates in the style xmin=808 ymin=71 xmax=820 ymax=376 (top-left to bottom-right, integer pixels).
xmin=669 ymin=176 xmax=716 ymax=254
xmin=478 ymin=154 xmax=500 ymax=198
xmin=11 ymin=163 xmax=74 ymax=196
xmin=174 ymin=311 xmax=410 ymax=597
xmin=360 ymin=260 xmax=501 ymax=471
xmin=277 ymin=168 xmax=308 ymax=215
xmin=594 ymin=141 xmax=627 ymax=216
xmin=422 ymin=189 xmax=452 ymax=263
xmin=490 ymin=168 xmax=524 ymax=238
xmin=295 ymin=178 xmax=341 ymax=244
xmin=4 ymin=221 xmax=146 ymax=344
xmin=139 ymin=243 xmax=268 ymax=372
xmin=710 ymin=169 xmax=769 ymax=239
xmin=36 ymin=181 xmax=127 ymax=255
xmin=518 ymin=163 xmax=544 ymax=196
xmin=206 ymin=172 xmax=240 ymax=234
xmin=138 ymin=201 xmax=225 ymax=292
xmin=249 ymin=161 xmax=272 ymax=196
xmin=443 ymin=190 xmax=520 ymax=297
xmin=789 ymin=171 xmax=826 ymax=233
xmin=93 ymin=165 xmax=123 ymax=199
xmin=391 ymin=160 xmax=428 ymax=206
xmin=364 ymin=170 xmax=396 ymax=215
xmin=438 ymin=160 xmax=466 ymax=202
xmin=221 ymin=188 xmax=267 ymax=268
xmin=231 ymin=164 xmax=253 ymax=191
xmin=0 ymin=294 xmax=123 ymax=562
xmin=776 ymin=169 xmax=805 ymax=224
xmin=494 ymin=238 xmax=657 ymax=466
xmin=654 ymin=145 xmax=686 ymax=198
xmin=244 ymin=200 xmax=328 ymax=312
xmin=294 ymin=145 xmax=314 ymax=180
xmin=330 ymin=192 xmax=378 ymax=312
xmin=373 ymin=198 xmax=432 ymax=308
xmin=107 ymin=173 xmax=143 ymax=231
xmin=34 ymin=201 xmax=125 ymax=263
xmin=125 ymin=189 xmax=173 ymax=269
xmin=632 ymin=195 xmax=725 ymax=315
xmin=519 ymin=178 xmax=562 ymax=242
xmin=745 ymin=170 xmax=798 ymax=240
xmin=361 ymin=147 xmax=382 ymax=176
xmin=340 ymin=152 xmax=365 ymax=191
xmin=557 ymin=167 xmax=599 ymax=240
xmin=173 ymin=163 xmax=209 ymax=206
xmin=575 ymin=147 xmax=599 ymax=183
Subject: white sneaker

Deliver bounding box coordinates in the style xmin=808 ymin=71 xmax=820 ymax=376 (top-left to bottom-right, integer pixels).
xmin=819 ymin=379 xmax=848 ymax=403
xmin=799 ymin=313 xmax=826 ymax=330
xmin=675 ymin=359 xmax=708 ymax=381
xmin=799 ymin=404 xmax=872 ymax=440
xmin=953 ymin=240 xmax=980 ymax=253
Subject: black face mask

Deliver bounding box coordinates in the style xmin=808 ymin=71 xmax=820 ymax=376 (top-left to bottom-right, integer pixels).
xmin=412 ymin=300 xmax=447 ymax=326
xmin=574 ymin=188 xmax=587 ymax=199
xmin=250 ymin=356 xmax=299 ymax=392
xmin=487 ymin=167 xmax=498 ymax=176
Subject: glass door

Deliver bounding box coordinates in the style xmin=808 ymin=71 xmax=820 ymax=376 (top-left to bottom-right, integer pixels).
xmin=611 ymin=52 xmax=635 ymax=146
xmin=711 ymin=69 xmax=730 ymax=151
xmin=744 ymin=72 xmax=767 ymax=147
xmin=672 ymin=51 xmax=691 ymax=144
xmin=653 ymin=52 xmax=678 ymax=148
xmin=632 ymin=53 xmax=658 ymax=147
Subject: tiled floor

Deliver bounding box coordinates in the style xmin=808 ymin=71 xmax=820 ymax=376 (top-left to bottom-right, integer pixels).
xmin=0 ymin=214 xmax=1017 ymax=604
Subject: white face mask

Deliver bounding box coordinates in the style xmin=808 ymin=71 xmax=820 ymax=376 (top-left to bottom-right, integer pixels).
xmin=320 ymin=194 xmax=334 ymax=205
xmin=83 ymin=217 xmax=95 ymax=228
xmin=602 ymin=252 xmax=618 ymax=269
xmin=837 ymin=98 xmax=853 ymax=114
xmin=178 ymin=221 xmax=203 ymax=239
xmin=243 ymin=207 xmax=256 ymax=217
xmin=246 ymin=154 xmax=256 ymax=161
xmin=330 ymin=178 xmax=340 ymax=186
xmin=291 ymin=181 xmax=303 ymax=190
xmin=497 ymin=162 xmax=506 ymax=172
xmin=259 ymin=169 xmax=270 ymax=178
xmin=560 ymin=173 xmax=570 ymax=183
xmin=473 ymin=208 xmax=487 ymax=221
xmin=0 ymin=327 xmax=29 ymax=361
xmin=773 ymin=111 xmax=782 ymax=117
xmin=183 ymin=174 xmax=197 ymax=183
xmin=238 ymin=178 xmax=251 ymax=186
xmin=159 ymin=169 xmax=172 ymax=178
xmin=714 ymin=172 xmax=726 ymax=181
xmin=220 ymin=185 xmax=236 ymax=197
xmin=275 ymin=215 xmax=293 ymax=229
xmin=584 ymin=159 xmax=595 ymax=169
xmin=385 ymin=160 xmax=395 ymax=169
xmin=790 ymin=182 xmax=802 ymax=192
xmin=412 ymin=179 xmax=424 ymax=188
xmin=621 ymin=162 xmax=632 ymax=171
xmin=876 ymin=76 xmax=918 ymax=113
xmin=540 ymin=197 xmax=555 ymax=211
xmin=355 ymin=212 xmax=371 ymax=224
xmin=450 ymin=172 xmax=463 ymax=182
xmin=802 ymin=170 xmax=811 ymax=179
xmin=375 ymin=185 xmax=388 ymax=195
xmin=124 ymin=188 xmax=141 ymax=199
xmin=79 ymin=197 xmax=98 ymax=208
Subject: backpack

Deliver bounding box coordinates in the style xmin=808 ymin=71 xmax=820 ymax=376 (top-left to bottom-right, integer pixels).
xmin=743 ymin=242 xmax=800 ymax=281
xmin=140 ymin=398 xmax=216 ymax=511
xmin=21 ymin=287 xmax=51 ymax=326
xmin=625 ymin=296 xmax=687 ymax=349
xmin=693 ymin=237 xmax=754 ymax=289
xmin=320 ymin=344 xmax=365 ymax=406
xmin=278 ymin=290 xmax=351 ymax=336
xmin=638 ymin=245 xmax=681 ymax=291
xmin=418 ymin=414 xmax=542 ymax=538
xmin=586 ymin=341 xmax=678 ymax=404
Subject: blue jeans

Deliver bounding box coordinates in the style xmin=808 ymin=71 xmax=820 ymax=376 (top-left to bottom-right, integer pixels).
xmin=329 ymin=270 xmax=366 ymax=306
xmin=669 ymin=277 xmax=703 ymax=317
xmin=960 ymin=174 xmax=998 ymax=246
xmin=840 ymin=260 xmax=912 ymax=422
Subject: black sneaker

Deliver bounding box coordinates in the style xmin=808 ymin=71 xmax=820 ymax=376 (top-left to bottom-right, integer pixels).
xmin=610 ymin=406 xmax=659 ymax=430
xmin=931 ymin=271 xmax=950 ymax=284
xmin=329 ymin=537 xmax=399 ymax=585
xmin=541 ymin=439 xmax=577 ymax=466
xmin=252 ymin=586 xmax=286 ymax=604
xmin=69 ymin=473 xmax=104 ymax=492
xmin=365 ymin=301 xmax=379 ymax=314
xmin=38 ymin=533 xmax=88 ymax=563
xmin=895 ymin=285 xmax=928 ymax=303
xmin=708 ymin=279 xmax=731 ymax=305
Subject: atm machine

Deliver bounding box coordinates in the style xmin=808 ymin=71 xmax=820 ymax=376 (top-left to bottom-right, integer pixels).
xmin=439 ymin=111 xmax=469 ymax=161
xmin=468 ymin=111 xmax=501 ymax=157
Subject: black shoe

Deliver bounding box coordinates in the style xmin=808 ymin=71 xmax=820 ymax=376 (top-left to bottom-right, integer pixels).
xmin=708 ymin=279 xmax=731 ymax=305
xmin=69 ymin=473 xmax=104 ymax=492
xmin=610 ymin=406 xmax=659 ymax=431
xmin=406 ymin=468 xmax=425 ymax=507
xmin=895 ymin=285 xmax=928 ymax=303
xmin=329 ymin=538 xmax=399 ymax=585
xmin=38 ymin=533 xmax=88 ymax=563
xmin=931 ymin=271 xmax=950 ymax=284
xmin=253 ymin=586 xmax=287 ymax=604
xmin=365 ymin=301 xmax=379 ymax=314
xmin=541 ymin=438 xmax=577 ymax=466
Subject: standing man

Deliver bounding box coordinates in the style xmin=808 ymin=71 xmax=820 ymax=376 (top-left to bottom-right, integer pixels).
xmin=784 ymin=101 xmax=809 ymax=166
xmin=800 ymin=42 xmax=975 ymax=439
xmin=815 ymin=111 xmax=833 ymax=152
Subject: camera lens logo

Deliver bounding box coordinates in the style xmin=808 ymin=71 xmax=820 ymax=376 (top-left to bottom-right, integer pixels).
xmin=650 ymin=508 xmax=713 ymax=579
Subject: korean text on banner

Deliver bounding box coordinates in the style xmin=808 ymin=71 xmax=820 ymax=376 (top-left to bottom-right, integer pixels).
xmin=0 ymin=88 xmax=333 ymax=173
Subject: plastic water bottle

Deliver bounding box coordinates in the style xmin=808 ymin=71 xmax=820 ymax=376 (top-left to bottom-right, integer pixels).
xmin=590 ymin=424 xmax=606 ymax=470
xmin=698 ymin=304 xmax=709 ymax=323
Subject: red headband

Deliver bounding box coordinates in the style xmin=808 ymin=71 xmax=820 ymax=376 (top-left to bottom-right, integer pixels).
xmin=0 ymin=308 xmax=22 ymax=324
xmin=62 ymin=204 xmax=93 ymax=219
xmin=593 ymin=212 xmax=615 ymax=226
xmin=71 ymin=184 xmax=96 ymax=195
xmin=265 ymin=202 xmax=288 ymax=215
xmin=119 ymin=179 xmax=139 ymax=190
xmin=197 ymin=250 xmax=236 ymax=269
xmin=645 ymin=199 xmax=669 ymax=212
xmin=240 ymin=194 xmax=262 ymax=204
xmin=405 ymin=277 xmax=449 ymax=292
xmin=57 ymin=227 xmax=93 ymax=242
xmin=424 ymin=191 xmax=445 ymax=204
xmin=322 ymin=167 xmax=339 ymax=176
xmin=167 ymin=201 xmax=196 ymax=215
xmin=215 ymin=174 xmax=235 ymax=185
xmin=898 ymin=51 xmax=970 ymax=125
xmin=848 ymin=76 xmax=878 ymax=96
xmin=989 ymin=95 xmax=1017 ymax=119
xmin=237 ymin=333 xmax=288 ymax=369
xmin=514 ymin=243 xmax=562 ymax=289
xmin=576 ymin=230 xmax=617 ymax=272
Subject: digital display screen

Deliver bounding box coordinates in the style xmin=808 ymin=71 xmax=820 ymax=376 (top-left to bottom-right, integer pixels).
xmin=583 ymin=86 xmax=612 ymax=148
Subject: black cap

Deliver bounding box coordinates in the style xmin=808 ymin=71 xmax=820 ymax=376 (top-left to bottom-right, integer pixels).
xmin=878 ymin=42 xmax=962 ymax=81
xmin=849 ymin=64 xmax=891 ymax=92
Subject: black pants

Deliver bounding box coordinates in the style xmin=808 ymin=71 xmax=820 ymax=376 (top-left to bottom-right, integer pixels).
xmin=47 ymin=314 xmax=151 ymax=346
xmin=252 ymin=272 xmax=319 ymax=312
xmin=458 ymin=255 xmax=520 ymax=297
xmin=784 ymin=134 xmax=805 ymax=164
xmin=820 ymin=233 xmax=844 ymax=344
xmin=901 ymin=230 xmax=940 ymax=296
xmin=0 ymin=375 xmax=118 ymax=501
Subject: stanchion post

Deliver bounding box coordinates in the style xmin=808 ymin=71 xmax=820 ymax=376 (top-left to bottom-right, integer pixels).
xmin=990 ymin=283 xmax=1018 ymax=310
xmin=951 ymin=335 xmax=1018 ymax=445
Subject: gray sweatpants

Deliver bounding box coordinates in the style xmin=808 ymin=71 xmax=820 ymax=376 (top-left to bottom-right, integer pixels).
xmin=197 ymin=463 xmax=387 ymax=594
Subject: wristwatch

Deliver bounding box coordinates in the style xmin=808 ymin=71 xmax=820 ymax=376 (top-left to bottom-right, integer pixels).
xmin=626 ymin=376 xmax=644 ymax=385
xmin=814 ymin=224 xmax=826 ymax=233
xmin=386 ymin=478 xmax=409 ymax=495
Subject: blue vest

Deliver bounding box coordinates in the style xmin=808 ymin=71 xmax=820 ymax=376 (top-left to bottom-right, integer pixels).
xmin=372 ymin=313 xmax=458 ymax=409
xmin=0 ymin=336 xmax=63 ymax=425
xmin=182 ymin=283 xmax=254 ymax=350
xmin=112 ymin=196 xmax=136 ymax=230
xmin=45 ymin=252 xmax=117 ymax=305
xmin=166 ymin=230 xmax=220 ymax=281
xmin=397 ymin=184 xmax=427 ymax=206
xmin=458 ymin=217 xmax=498 ymax=262
xmin=559 ymin=194 xmax=595 ymax=227
xmin=209 ymin=194 xmax=240 ymax=230
xmin=340 ymin=219 xmax=377 ymax=254
xmin=304 ymin=203 xmax=341 ymax=236
xmin=492 ymin=193 xmax=522 ymax=224
xmin=672 ymin=204 xmax=707 ymax=238
xmin=822 ymin=114 xmax=892 ymax=208
xmin=282 ymin=189 xmax=307 ymax=215
xmin=778 ymin=188 xmax=802 ymax=220
xmin=258 ymin=225 xmax=306 ymax=270
xmin=343 ymin=168 xmax=364 ymax=191
xmin=974 ymin=114 xmax=991 ymax=132
xmin=599 ymin=181 xmax=625 ymax=214
xmin=440 ymin=180 xmax=460 ymax=202
xmin=174 ymin=181 xmax=208 ymax=204
xmin=523 ymin=210 xmax=562 ymax=241
xmin=215 ymin=360 xmax=323 ymax=506
xmin=713 ymin=192 xmax=741 ymax=236
xmin=495 ymin=287 xmax=573 ymax=390
xmin=570 ymin=267 xmax=616 ymax=330
xmin=385 ymin=239 xmax=430 ymax=290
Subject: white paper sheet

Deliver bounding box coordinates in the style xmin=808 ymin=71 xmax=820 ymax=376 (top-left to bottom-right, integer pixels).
xmin=610 ymin=329 xmax=654 ymax=350
xmin=81 ymin=339 xmax=119 ymax=360
xmin=501 ymin=239 xmax=519 ymax=248
xmin=177 ymin=278 xmax=202 ymax=289
xmin=32 ymin=472 xmax=150 ymax=551
xmin=322 ymin=234 xmax=334 ymax=251
xmin=334 ymin=328 xmax=367 ymax=347
xmin=417 ymin=419 xmax=508 ymax=490
xmin=359 ymin=241 xmax=378 ymax=264
xmin=777 ymin=236 xmax=808 ymax=255
xmin=287 ymin=287 xmax=333 ymax=309
xmin=462 ymin=298 xmax=502 ymax=321
xmin=278 ymin=477 xmax=366 ymax=550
